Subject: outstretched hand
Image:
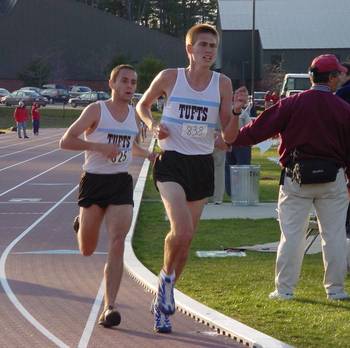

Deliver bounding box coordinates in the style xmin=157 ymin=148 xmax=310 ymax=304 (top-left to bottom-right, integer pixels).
xmin=233 ymin=87 xmax=247 ymax=113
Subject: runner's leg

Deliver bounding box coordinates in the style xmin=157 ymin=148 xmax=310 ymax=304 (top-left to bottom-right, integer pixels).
xmin=103 ymin=204 xmax=133 ymax=309
xmin=77 ymin=205 xmax=105 ymax=256
xmin=157 ymin=182 xmax=194 ymax=277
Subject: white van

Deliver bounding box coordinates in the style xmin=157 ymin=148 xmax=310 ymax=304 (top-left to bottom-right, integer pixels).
xmin=280 ymin=73 xmax=311 ymax=97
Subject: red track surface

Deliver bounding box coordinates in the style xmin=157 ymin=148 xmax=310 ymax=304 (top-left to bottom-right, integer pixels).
xmin=0 ymin=129 xmax=243 ymax=348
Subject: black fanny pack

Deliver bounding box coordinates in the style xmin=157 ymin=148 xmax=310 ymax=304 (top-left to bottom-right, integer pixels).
xmin=287 ymin=158 xmax=339 ymax=185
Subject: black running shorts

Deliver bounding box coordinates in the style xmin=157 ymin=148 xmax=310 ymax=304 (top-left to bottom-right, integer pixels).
xmin=78 ymin=172 xmax=133 ymax=208
xmin=153 ymin=150 xmax=214 ymax=202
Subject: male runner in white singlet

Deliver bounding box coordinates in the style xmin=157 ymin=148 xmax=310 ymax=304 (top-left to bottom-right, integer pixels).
xmin=137 ymin=24 xmax=244 ymax=333
xmin=60 ymin=65 xmax=154 ymax=328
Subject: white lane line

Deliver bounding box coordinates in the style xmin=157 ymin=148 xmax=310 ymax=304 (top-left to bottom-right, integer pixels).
xmin=77 ymin=140 xmax=155 ymax=348
xmin=77 ymin=282 xmax=105 ymax=348
xmin=0 ymin=140 xmax=59 ymax=158
xmin=0 ymin=149 xmax=60 ymax=172
xmin=12 ymin=250 xmax=107 ymax=255
xmin=0 ymin=201 xmax=76 ymax=204
xmin=0 ymin=185 xmax=78 ymax=348
xmin=9 ymin=198 xmax=42 ymax=202
xmin=0 ymin=212 xmax=43 ymax=215
xmin=0 ymin=131 xmax=64 ymax=150
xmin=0 ymin=152 xmax=82 ymax=197
xmin=29 ymin=183 xmax=73 ymax=186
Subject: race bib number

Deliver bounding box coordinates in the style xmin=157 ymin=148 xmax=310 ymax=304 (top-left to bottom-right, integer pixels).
xmin=181 ymin=124 xmax=208 ymax=138
xmin=109 ymin=151 xmax=127 ymax=164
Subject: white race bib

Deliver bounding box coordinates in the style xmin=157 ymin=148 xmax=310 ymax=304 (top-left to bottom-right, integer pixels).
xmin=108 ymin=150 xmax=128 ymax=164
xmin=181 ymin=124 xmax=208 ymax=138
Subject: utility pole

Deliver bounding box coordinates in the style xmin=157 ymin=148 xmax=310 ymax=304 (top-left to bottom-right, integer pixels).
xmin=251 ymin=0 xmax=256 ymax=103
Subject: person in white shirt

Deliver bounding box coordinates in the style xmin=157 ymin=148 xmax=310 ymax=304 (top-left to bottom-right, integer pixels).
xmin=137 ymin=23 xmax=244 ymax=333
xmin=60 ymin=65 xmax=154 ymax=329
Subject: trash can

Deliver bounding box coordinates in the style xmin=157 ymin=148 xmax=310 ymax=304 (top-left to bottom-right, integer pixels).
xmin=230 ymin=165 xmax=260 ymax=205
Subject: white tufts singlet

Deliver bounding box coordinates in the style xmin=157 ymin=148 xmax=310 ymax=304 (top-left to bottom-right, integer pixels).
xmin=83 ymin=101 xmax=139 ymax=174
xmin=159 ymin=68 xmax=221 ymax=155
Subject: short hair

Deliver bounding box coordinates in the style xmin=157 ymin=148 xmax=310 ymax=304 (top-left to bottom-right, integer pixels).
xmin=185 ymin=24 xmax=219 ymax=46
xmin=110 ymin=64 xmax=136 ymax=82
xmin=309 ymin=67 xmax=339 ymax=83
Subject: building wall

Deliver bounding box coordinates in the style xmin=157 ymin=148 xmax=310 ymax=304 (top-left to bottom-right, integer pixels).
xmin=219 ymin=30 xmax=262 ymax=90
xmin=263 ymin=49 xmax=350 ymax=73
xmin=219 ymin=29 xmax=350 ymax=91
xmin=0 ymin=0 xmax=187 ymax=90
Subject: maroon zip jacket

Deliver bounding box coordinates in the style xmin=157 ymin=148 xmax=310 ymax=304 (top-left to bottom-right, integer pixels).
xmin=233 ymin=87 xmax=350 ymax=180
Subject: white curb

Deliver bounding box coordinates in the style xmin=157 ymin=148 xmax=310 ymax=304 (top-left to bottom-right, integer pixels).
xmin=124 ymin=137 xmax=293 ymax=348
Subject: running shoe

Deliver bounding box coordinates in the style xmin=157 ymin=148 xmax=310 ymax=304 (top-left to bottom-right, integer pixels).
xmin=98 ymin=306 xmax=121 ymax=328
xmin=151 ymin=298 xmax=172 ymax=333
xmin=268 ymin=289 xmax=294 ymax=300
xmin=73 ymin=215 xmax=79 ymax=234
xmin=327 ymin=291 xmax=350 ymax=300
xmin=156 ymin=270 xmax=175 ymax=315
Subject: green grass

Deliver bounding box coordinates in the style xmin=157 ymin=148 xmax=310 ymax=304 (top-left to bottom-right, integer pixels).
xmin=0 ymin=106 xmax=81 ymax=130
xmin=134 ymin=149 xmax=350 ymax=348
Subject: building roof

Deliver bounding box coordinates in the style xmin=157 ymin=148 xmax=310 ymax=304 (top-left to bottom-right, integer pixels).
xmin=218 ymin=0 xmax=350 ymax=50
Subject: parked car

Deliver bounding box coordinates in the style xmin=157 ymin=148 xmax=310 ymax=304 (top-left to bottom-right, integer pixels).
xmin=280 ymin=73 xmax=311 ymax=97
xmin=253 ymin=91 xmax=266 ymax=110
xmin=0 ymin=88 xmax=10 ymax=99
xmin=69 ymin=85 xmax=92 ymax=98
xmin=1 ymin=90 xmax=48 ymax=106
xmin=68 ymin=91 xmax=110 ymax=107
xmin=42 ymin=83 xmax=67 ymax=90
xmin=286 ymin=89 xmax=304 ymax=97
xmin=41 ymin=88 xmax=70 ymax=104
xmin=20 ymin=86 xmax=42 ymax=94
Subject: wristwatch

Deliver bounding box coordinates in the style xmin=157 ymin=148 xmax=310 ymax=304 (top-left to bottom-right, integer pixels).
xmin=232 ymin=109 xmax=241 ymax=116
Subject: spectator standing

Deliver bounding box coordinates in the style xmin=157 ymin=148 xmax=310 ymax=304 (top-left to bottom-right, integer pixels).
xmin=31 ymin=102 xmax=41 ymax=135
xmin=210 ymin=128 xmax=230 ymax=205
xmin=14 ymin=101 xmax=29 ymax=138
xmin=335 ymin=62 xmax=350 ymax=262
xmin=336 ymin=62 xmax=350 ymax=103
xmin=231 ymin=54 xmax=350 ymax=301
xmin=264 ymin=90 xmax=279 ymax=109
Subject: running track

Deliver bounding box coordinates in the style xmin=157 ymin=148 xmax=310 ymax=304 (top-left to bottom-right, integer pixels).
xmin=0 ymin=129 xmax=243 ymax=347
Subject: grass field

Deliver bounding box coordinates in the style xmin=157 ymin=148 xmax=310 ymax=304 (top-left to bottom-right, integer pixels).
xmin=0 ymin=106 xmax=81 ymax=130
xmin=134 ymin=147 xmax=350 ymax=348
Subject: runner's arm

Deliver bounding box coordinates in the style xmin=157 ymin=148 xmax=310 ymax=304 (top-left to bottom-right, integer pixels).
xmin=59 ymin=103 xmax=119 ymax=159
xmin=136 ymin=70 xmax=174 ymax=139
xmin=218 ymin=75 xmax=239 ymax=144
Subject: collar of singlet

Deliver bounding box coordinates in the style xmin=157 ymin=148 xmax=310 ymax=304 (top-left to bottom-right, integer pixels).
xmin=311 ymin=84 xmax=332 ymax=92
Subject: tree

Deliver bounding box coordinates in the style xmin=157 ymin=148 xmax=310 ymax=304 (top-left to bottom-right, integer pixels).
xmin=17 ymin=58 xmax=51 ymax=87
xmin=136 ymin=56 xmax=164 ymax=92
xmin=75 ymin=0 xmax=217 ymax=37
xmin=104 ymin=53 xmax=131 ymax=77
xmin=260 ymin=63 xmax=286 ymax=93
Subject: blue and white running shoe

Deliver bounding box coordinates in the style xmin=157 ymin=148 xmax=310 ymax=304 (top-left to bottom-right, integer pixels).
xmin=151 ymin=299 xmax=172 ymax=333
xmin=156 ymin=270 xmax=175 ymax=315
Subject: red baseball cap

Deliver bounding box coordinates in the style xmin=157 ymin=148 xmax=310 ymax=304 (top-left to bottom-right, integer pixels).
xmin=310 ymin=54 xmax=347 ymax=73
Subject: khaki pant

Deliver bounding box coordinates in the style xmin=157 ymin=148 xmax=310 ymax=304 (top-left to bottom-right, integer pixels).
xmin=211 ymin=148 xmax=226 ymax=203
xmin=276 ymin=169 xmax=348 ymax=295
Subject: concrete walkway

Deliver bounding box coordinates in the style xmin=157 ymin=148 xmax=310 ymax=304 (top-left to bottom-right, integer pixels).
xmin=201 ymin=202 xmax=278 ymax=220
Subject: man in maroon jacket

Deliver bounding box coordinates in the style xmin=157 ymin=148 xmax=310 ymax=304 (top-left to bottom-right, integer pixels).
xmin=13 ymin=101 xmax=29 ymax=138
xmin=232 ymin=54 xmax=350 ymax=301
